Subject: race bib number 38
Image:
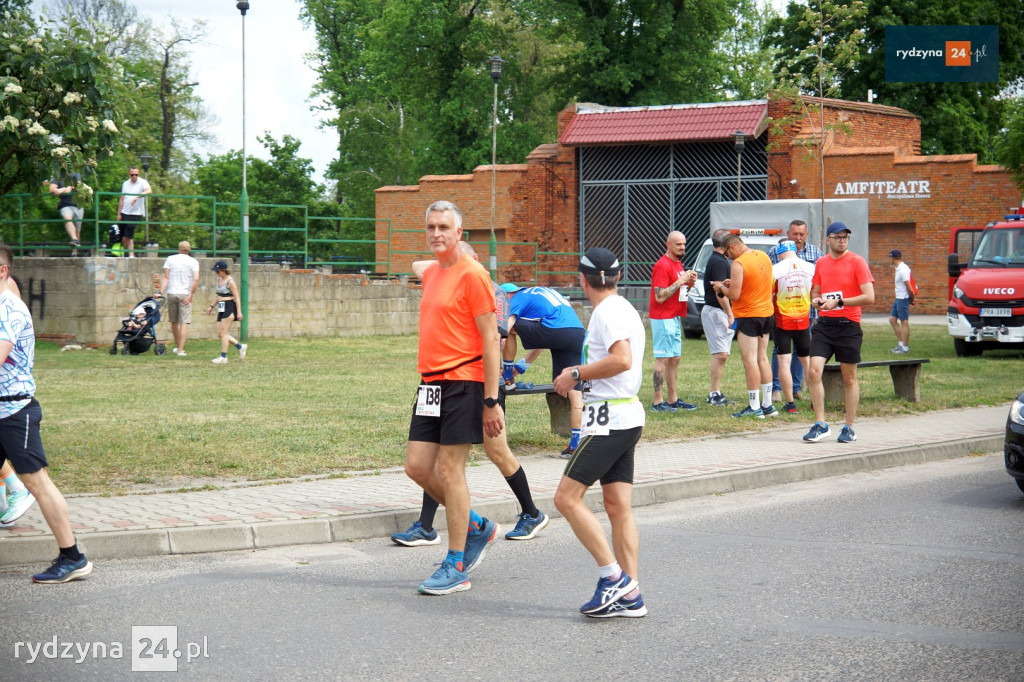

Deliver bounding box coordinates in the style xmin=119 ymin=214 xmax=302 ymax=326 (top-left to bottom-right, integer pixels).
xmin=416 ymin=385 xmax=441 ymax=417
xmin=582 ymin=402 xmax=610 ymax=437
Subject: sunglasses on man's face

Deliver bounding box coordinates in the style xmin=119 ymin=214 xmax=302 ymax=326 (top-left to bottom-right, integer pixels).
xmin=130 ymin=174 xmax=139 ymax=177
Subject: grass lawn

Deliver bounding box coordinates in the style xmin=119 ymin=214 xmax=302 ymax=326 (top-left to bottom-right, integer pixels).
xmin=33 ymin=323 xmax=1022 ymax=494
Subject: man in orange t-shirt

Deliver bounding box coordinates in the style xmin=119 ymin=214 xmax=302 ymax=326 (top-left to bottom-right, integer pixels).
xmin=711 ymin=233 xmax=776 ymax=418
xmin=405 ymin=201 xmax=504 ymax=596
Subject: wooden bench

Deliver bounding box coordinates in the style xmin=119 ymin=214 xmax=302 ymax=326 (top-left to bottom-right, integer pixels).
xmin=821 ymin=358 xmax=930 ymax=403
xmin=504 ymin=383 xmax=572 ymax=436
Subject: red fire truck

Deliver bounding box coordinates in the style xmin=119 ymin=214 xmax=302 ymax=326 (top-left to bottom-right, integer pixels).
xmin=946 ymin=210 xmax=1024 ymax=356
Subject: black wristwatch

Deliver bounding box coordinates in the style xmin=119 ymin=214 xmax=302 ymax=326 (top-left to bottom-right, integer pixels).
xmin=837 ymin=296 xmax=844 ymax=308
xmin=571 ymin=366 xmax=581 ymax=381
xmin=483 ymin=396 xmax=500 ymax=408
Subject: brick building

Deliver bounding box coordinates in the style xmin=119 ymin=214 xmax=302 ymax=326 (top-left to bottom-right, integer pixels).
xmin=375 ymin=96 xmax=1022 ymax=314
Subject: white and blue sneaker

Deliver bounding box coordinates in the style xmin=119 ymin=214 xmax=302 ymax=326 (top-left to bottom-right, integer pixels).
xmin=587 ymin=593 xmax=648 ymax=618
xmin=0 ymin=489 xmax=35 ymax=527
xmin=417 ymin=558 xmax=470 ymax=595
xmin=32 ymin=555 xmax=93 ymax=584
xmin=837 ymin=425 xmax=857 ymax=443
xmin=391 ymin=521 xmax=440 ymax=547
xmin=731 ymin=406 xmax=764 ymax=419
xmin=579 ymin=573 xmax=638 ymax=614
xmin=803 ymin=422 xmax=831 ymax=443
xmin=504 ymin=510 xmax=549 ymax=541
xmin=463 ymin=517 xmax=498 ymax=572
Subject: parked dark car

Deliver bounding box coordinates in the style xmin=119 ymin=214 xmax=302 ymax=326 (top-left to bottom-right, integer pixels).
xmin=1006 ymin=389 xmax=1024 ymax=494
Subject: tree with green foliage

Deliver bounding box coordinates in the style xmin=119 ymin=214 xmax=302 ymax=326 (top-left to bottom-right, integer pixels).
xmin=717 ymin=0 xmax=781 ymax=100
xmin=0 ymin=9 xmax=125 ymax=197
xmin=770 ymin=0 xmax=1024 ymax=162
xmin=997 ymin=96 xmax=1024 ymax=191
xmin=533 ymin=0 xmax=739 ymax=106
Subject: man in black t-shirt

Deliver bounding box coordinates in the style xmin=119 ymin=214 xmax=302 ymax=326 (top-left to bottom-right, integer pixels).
xmin=700 ymin=229 xmax=735 ymax=406
xmin=48 ymin=173 xmax=83 ymax=251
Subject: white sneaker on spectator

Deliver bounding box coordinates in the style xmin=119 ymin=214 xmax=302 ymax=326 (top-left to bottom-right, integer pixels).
xmin=212 ymin=356 xmax=227 ymax=365
xmin=238 ymin=344 xmax=247 ymax=360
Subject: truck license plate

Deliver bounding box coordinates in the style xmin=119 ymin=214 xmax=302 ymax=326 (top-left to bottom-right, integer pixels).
xmin=980 ymin=308 xmax=1011 ymax=317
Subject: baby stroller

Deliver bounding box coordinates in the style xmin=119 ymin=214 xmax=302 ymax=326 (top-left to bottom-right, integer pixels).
xmin=110 ymin=295 xmax=167 ymax=356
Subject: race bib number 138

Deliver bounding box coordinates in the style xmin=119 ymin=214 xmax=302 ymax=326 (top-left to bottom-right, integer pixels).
xmin=416 ymin=385 xmax=441 ymax=417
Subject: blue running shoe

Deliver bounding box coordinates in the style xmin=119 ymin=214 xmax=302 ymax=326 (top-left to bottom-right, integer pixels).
xmin=651 ymin=402 xmax=677 ymax=413
xmin=579 ymin=572 xmax=638 ymax=614
xmin=731 ymin=406 xmax=764 ymax=419
xmin=587 ymin=593 xmax=648 ymax=618
xmin=761 ymin=404 xmax=779 ymax=417
xmin=669 ymin=400 xmax=698 ymax=411
xmin=417 ymin=558 xmax=471 ymax=595
xmin=802 ymin=422 xmax=831 ymax=443
xmin=504 ymin=510 xmax=549 ymax=541
xmin=391 ymin=521 xmax=440 ymax=547
xmin=32 ymin=555 xmax=93 ymax=584
xmin=463 ymin=517 xmax=498 ymax=572
xmin=837 ymin=425 xmax=857 ymax=443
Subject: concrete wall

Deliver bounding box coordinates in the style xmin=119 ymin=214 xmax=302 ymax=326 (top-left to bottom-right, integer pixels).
xmin=14 ymin=257 xmax=422 ymax=346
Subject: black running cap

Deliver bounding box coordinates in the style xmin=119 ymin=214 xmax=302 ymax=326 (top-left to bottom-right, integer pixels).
xmin=579 ymin=247 xmax=621 ymax=277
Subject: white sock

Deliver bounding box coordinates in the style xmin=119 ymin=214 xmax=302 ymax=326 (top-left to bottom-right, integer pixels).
xmin=761 ymin=383 xmax=773 ymax=407
xmin=599 ymin=562 xmax=621 ymax=579
xmin=748 ymin=390 xmax=759 ymax=410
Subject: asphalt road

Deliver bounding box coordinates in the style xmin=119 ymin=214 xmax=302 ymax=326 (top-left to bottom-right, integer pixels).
xmin=2 ymin=453 xmax=1022 ymax=681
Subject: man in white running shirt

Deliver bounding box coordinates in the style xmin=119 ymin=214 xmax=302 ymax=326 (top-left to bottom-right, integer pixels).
xmin=552 ymin=247 xmax=647 ymax=619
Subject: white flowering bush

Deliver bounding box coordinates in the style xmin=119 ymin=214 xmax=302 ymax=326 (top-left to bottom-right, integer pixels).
xmin=0 ymin=10 xmax=126 ymax=196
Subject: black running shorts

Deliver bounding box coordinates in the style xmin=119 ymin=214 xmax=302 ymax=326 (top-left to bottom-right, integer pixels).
xmin=562 ymin=426 xmax=643 ymax=488
xmin=810 ymin=317 xmax=863 ymax=364
xmin=0 ymin=399 xmax=48 ymax=475
xmin=773 ymin=327 xmax=811 ymax=357
xmin=408 ymin=380 xmax=484 ymax=445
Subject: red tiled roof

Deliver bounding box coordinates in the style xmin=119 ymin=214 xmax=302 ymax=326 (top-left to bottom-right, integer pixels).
xmin=559 ymin=101 xmax=768 ymax=146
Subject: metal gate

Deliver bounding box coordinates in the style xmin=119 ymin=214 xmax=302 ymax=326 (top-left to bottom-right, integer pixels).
xmin=579 ymin=138 xmax=768 ymax=284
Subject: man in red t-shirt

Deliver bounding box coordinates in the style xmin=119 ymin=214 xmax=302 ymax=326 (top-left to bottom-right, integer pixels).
xmin=648 ymin=231 xmax=698 ymax=412
xmin=803 ymin=222 xmax=875 ymax=445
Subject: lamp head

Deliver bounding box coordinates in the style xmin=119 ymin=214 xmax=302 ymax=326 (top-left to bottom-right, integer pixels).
xmin=236 ymin=1 xmax=249 ymax=16
xmin=139 ymin=153 xmax=152 ymax=172
xmin=487 ymin=55 xmax=506 ymax=85
xmin=733 ymin=130 xmax=746 ymax=152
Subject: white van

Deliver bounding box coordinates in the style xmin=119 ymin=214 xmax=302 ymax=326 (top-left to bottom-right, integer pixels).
xmin=682 ymin=229 xmax=784 ymax=339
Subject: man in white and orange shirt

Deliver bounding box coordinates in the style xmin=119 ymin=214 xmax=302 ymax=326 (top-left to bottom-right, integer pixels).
xmin=771 ymin=241 xmax=815 ymax=414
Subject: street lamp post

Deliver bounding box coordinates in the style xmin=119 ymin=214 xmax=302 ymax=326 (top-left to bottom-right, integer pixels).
xmin=733 ymin=130 xmax=746 ymax=201
xmin=237 ymin=1 xmax=249 ymax=341
xmin=139 ymin=153 xmax=152 ymax=245
xmin=487 ymin=55 xmax=505 ymax=280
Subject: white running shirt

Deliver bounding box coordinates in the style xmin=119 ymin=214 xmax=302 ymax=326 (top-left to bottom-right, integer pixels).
xmin=581 ymin=294 xmax=646 ymax=431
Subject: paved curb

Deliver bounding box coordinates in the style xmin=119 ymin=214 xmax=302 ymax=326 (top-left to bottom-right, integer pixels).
xmin=0 ymin=434 xmax=1001 ymax=569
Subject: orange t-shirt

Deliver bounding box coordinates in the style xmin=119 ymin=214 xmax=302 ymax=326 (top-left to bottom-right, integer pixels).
xmin=417 ymin=255 xmax=495 ymax=382
xmin=731 ymin=249 xmax=774 ymax=318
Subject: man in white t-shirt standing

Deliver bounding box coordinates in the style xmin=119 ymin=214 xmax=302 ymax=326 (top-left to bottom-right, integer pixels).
xmin=553 ymin=247 xmax=647 ymax=619
xmin=116 ymin=166 xmax=151 ymax=258
xmin=887 ymin=249 xmax=915 ymax=354
xmin=159 ymin=241 xmax=200 ymax=356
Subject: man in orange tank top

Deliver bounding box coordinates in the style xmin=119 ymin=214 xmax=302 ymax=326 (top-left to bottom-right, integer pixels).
xmin=711 ymin=233 xmax=777 ymax=419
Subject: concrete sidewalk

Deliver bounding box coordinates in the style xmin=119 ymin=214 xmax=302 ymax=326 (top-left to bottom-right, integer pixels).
xmin=0 ymin=406 xmax=1006 ymax=568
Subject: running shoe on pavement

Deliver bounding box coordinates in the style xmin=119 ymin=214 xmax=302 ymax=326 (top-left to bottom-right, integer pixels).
xmin=504 ymin=510 xmax=549 ymax=541
xmin=803 ymin=422 xmax=831 ymax=442
xmin=463 ymin=517 xmax=498 ymax=572
xmin=761 ymin=404 xmax=779 ymax=417
xmin=651 ymin=402 xmax=677 ymax=413
xmin=0 ymin=489 xmax=35 ymax=527
xmin=669 ymin=400 xmax=697 ymax=411
xmin=391 ymin=521 xmax=440 ymax=546
xmin=783 ymin=402 xmax=799 ymax=414
xmin=587 ymin=593 xmax=648 ymax=618
xmin=560 ymin=443 xmax=574 ymax=458
xmin=579 ymin=572 xmax=638 ymax=614
xmin=31 ymin=555 xmax=93 ymax=584
xmin=837 ymin=425 xmax=858 ymax=443
xmin=417 ymin=558 xmax=470 ymax=595
xmin=731 ymin=406 xmax=764 ymax=419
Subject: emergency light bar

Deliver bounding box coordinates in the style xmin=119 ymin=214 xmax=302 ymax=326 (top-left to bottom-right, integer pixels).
xmin=728 ymin=228 xmax=783 ymax=236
